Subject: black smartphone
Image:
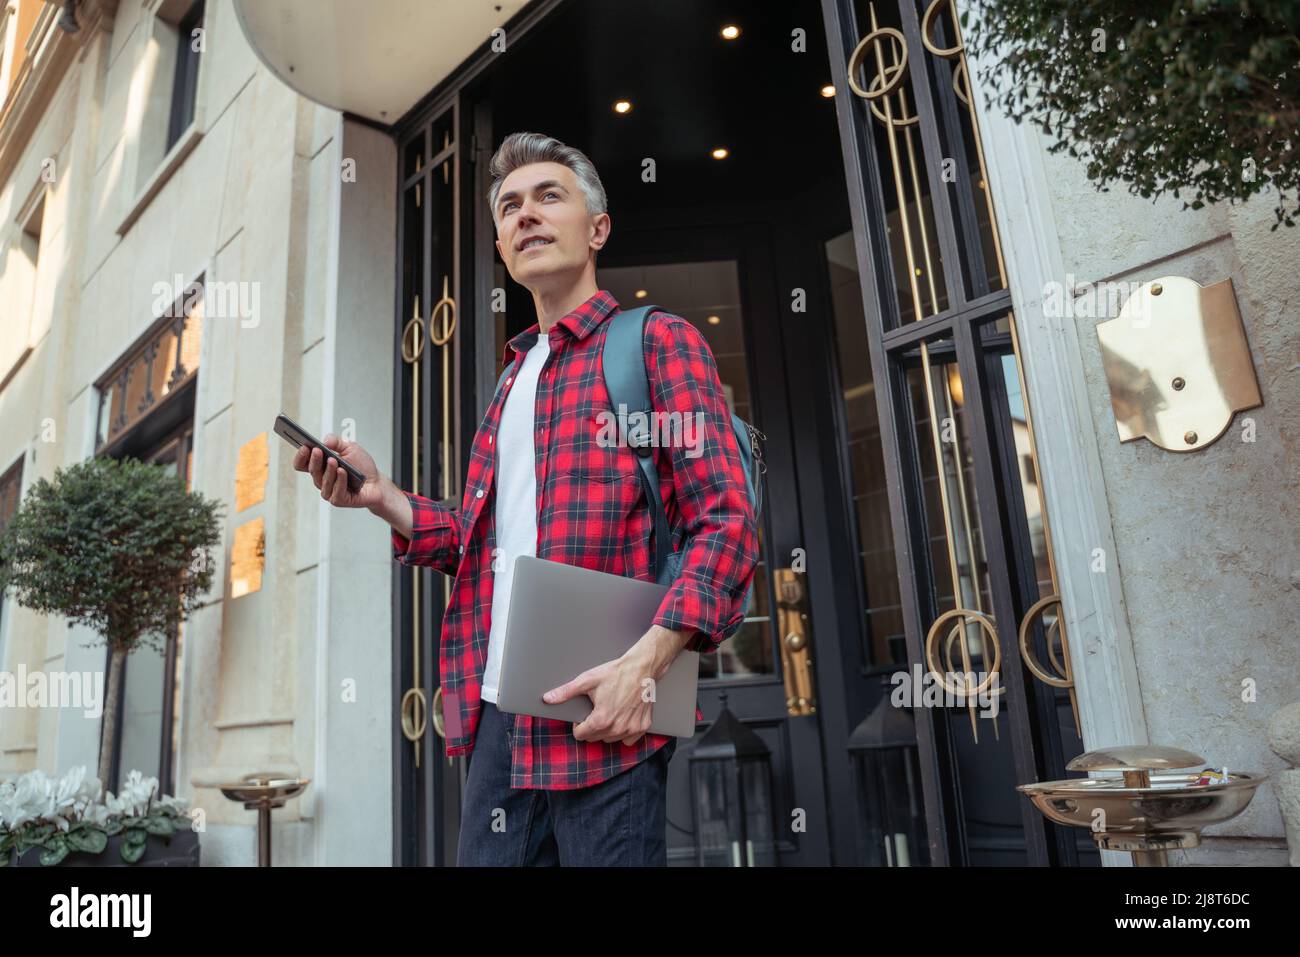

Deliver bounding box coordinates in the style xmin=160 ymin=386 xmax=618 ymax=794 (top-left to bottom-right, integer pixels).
xmin=274 ymin=413 xmax=365 ymax=493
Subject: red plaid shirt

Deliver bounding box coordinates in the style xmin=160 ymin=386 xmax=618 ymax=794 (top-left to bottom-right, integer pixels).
xmin=391 ymin=289 xmax=759 ymax=789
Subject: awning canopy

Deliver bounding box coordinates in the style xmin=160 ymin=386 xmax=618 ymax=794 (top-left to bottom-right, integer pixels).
xmin=232 ymin=0 xmax=530 ymax=124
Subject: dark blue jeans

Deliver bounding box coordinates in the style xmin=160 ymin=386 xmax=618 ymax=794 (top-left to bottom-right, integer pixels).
xmin=457 ymin=700 xmax=676 ymax=866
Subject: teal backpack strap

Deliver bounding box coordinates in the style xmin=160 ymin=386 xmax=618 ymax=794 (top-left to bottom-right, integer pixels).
xmin=602 ymin=305 xmax=675 ymax=585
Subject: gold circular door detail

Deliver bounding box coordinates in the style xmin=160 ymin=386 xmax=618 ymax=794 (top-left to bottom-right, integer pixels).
xmin=400 ymin=686 xmax=427 ymax=742
xmin=846 ymin=27 xmax=908 ymax=101
xmin=1018 ymin=594 xmax=1073 ymax=689
xmin=921 ymin=0 xmax=963 ymax=59
xmin=401 ymin=317 xmax=426 ymax=364
xmin=925 ymin=607 xmax=1002 ymax=697
xmin=431 ymin=686 xmax=446 ymax=739
xmin=429 ymin=292 xmax=457 ymax=346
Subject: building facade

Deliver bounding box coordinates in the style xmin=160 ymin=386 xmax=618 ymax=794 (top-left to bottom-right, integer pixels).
xmin=0 ymin=0 xmax=1295 ymax=866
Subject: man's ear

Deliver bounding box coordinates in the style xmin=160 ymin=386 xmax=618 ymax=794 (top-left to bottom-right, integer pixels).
xmin=589 ymin=212 xmax=611 ymax=251
xmin=494 ymin=237 xmax=504 ymax=259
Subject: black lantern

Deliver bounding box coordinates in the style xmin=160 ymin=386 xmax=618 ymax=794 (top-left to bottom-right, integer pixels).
xmin=688 ymin=692 xmax=777 ymax=866
xmin=847 ymin=676 xmax=929 ymax=866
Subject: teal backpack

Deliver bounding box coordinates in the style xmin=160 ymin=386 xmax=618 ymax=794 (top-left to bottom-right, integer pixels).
xmin=602 ymin=305 xmax=765 ymax=631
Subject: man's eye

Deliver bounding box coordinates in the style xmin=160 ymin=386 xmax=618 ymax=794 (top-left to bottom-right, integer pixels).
xmin=544 ymin=191 xmax=559 ymax=200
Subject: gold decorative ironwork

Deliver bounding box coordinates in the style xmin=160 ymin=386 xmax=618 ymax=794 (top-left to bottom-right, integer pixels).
xmin=401 ymin=685 xmax=427 ymax=742
xmin=401 ymin=292 xmax=426 ymax=767
xmin=1017 ymin=594 xmax=1081 ymax=738
xmin=847 ymin=26 xmax=907 ymax=100
xmin=432 ymin=686 xmax=446 ymax=738
xmin=951 ymin=59 xmax=970 ymax=106
xmin=920 ymin=0 xmax=963 ymax=59
xmin=1097 ymin=276 xmax=1262 ymax=452
xmin=429 ymin=276 xmax=457 ymax=346
xmin=925 ymin=607 xmax=1003 ymax=741
xmin=401 ymin=302 xmax=425 ymax=364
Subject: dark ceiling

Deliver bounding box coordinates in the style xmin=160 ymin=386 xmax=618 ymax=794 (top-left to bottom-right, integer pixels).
xmin=482 ymin=0 xmax=847 ymax=217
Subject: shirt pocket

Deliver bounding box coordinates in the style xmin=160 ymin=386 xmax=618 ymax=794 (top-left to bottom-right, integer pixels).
xmin=553 ymin=410 xmax=639 ymax=484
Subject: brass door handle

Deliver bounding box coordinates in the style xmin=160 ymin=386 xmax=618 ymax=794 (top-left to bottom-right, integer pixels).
xmin=401 ymin=686 xmax=427 ymax=742
xmin=924 ymin=607 xmax=1005 ymax=743
xmin=431 ymin=686 xmax=446 ymax=739
xmin=774 ymin=567 xmax=816 ymax=716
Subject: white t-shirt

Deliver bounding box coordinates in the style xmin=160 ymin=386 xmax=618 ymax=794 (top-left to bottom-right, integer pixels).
xmin=480 ymin=334 xmax=550 ymax=704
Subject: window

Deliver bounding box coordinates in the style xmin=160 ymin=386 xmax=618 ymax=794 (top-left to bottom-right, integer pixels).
xmin=1 ymin=0 xmax=43 ymax=108
xmin=1 ymin=183 xmax=44 ymax=393
xmin=95 ymin=285 xmax=203 ymax=794
xmin=95 ymin=283 xmax=203 ymax=452
xmin=120 ymin=0 xmax=207 ymax=233
xmin=106 ymin=424 xmax=194 ymax=796
xmin=165 ymin=0 xmax=204 ymax=153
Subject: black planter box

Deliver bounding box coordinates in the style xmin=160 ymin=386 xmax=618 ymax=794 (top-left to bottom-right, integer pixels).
xmin=10 ymin=828 xmax=200 ymax=867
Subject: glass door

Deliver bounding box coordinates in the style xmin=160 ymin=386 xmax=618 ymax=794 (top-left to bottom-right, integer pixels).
xmin=394 ymin=95 xmax=475 ymax=867
xmin=820 ymin=0 xmax=1094 ymax=865
xmin=578 ymin=225 xmax=834 ymax=866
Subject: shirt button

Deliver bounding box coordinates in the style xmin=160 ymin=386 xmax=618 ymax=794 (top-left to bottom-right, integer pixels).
xmin=458 ymin=545 xmax=464 ymax=554
xmin=488 ymin=436 xmax=493 ymax=444
xmin=475 ymin=489 xmax=484 ymax=499
xmin=506 ymin=377 xmax=513 ymax=385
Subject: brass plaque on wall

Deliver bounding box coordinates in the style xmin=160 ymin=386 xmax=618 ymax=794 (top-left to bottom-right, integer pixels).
xmin=1097 ymin=276 xmax=1262 ymax=452
xmin=235 ymin=432 xmax=269 ymax=512
xmin=231 ymin=517 xmax=265 ymax=598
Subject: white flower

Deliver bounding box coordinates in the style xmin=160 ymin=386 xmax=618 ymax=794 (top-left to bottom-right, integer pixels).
xmin=0 ymin=765 xmax=184 ymax=833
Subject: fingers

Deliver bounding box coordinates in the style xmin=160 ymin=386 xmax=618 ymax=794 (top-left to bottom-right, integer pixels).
xmin=307 ymin=446 xmax=325 ymax=486
xmin=320 ymin=454 xmax=337 ymax=500
xmin=329 ymin=465 xmax=350 ymax=506
xmin=292 ymin=445 xmax=310 ymax=472
xmin=573 ymin=711 xmax=651 ymax=745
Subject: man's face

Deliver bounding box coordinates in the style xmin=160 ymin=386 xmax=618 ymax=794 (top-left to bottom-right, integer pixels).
xmin=493 ymin=162 xmax=607 ymax=287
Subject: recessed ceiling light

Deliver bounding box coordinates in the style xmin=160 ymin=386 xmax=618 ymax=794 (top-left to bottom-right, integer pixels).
xmin=635 ymin=289 xmax=648 ymax=299
xmin=821 ymin=84 xmax=836 ymax=98
xmin=721 ymin=25 xmax=740 ymax=40
xmin=613 ymin=99 xmax=632 ymax=114
xmin=711 ymin=147 xmax=729 ymax=160
xmin=707 ymin=315 xmax=721 ymax=325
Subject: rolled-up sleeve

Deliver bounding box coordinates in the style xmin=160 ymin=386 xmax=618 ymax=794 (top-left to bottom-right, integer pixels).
xmin=644 ymin=313 xmax=760 ymax=653
xmin=390 ymin=490 xmax=463 ymax=578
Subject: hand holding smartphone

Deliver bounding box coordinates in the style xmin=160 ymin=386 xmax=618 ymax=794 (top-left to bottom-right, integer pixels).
xmin=275 ymin=413 xmax=366 ymax=492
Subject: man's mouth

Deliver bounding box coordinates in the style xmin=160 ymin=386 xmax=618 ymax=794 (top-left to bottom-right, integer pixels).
xmin=519 ymin=236 xmax=553 ymax=252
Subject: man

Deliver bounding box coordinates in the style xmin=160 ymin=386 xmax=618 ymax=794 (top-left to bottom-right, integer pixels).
xmin=294 ymin=131 xmax=758 ymax=866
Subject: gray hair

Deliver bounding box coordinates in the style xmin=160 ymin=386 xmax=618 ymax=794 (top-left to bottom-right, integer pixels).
xmin=487 ymin=132 xmax=608 ymax=231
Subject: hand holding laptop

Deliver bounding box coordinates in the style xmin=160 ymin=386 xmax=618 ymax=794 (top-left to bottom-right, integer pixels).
xmin=496 ymin=556 xmax=700 ymax=739
xmin=543 ymin=621 xmax=694 ymax=746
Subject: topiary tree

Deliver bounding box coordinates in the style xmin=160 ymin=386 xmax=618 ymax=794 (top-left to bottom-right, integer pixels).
xmin=965 ymin=0 xmax=1300 ymax=227
xmin=0 ymin=457 xmax=222 ymax=786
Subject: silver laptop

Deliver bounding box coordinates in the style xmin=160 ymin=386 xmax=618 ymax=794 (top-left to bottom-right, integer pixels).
xmin=495 ymin=555 xmax=700 ymax=738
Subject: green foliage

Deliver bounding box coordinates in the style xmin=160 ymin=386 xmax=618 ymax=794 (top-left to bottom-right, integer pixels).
xmin=1 ymin=812 xmax=190 ymax=866
xmin=965 ymin=0 xmax=1300 ymax=226
xmin=0 ymin=456 xmax=222 ymax=654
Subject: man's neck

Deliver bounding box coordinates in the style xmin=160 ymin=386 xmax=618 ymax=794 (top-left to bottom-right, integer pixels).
xmin=532 ymin=278 xmax=600 ymax=333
